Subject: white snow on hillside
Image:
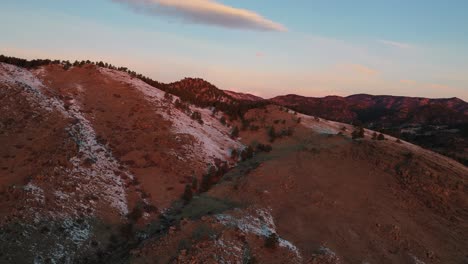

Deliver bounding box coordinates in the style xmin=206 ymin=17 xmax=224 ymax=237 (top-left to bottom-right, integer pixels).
xmin=0 ymin=63 xmax=63 ymax=112
xmin=0 ymin=63 xmax=130 ymax=217
xmin=216 ymin=208 xmax=303 ymax=262
xmin=99 ymin=67 xmax=244 ymax=163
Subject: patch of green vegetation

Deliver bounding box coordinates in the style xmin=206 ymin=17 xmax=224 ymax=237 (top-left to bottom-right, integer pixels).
xmin=221 ymin=158 xmax=262 ymax=182
xmin=178 ymin=195 xmax=238 ymax=220
xmin=162 ymin=195 xmax=239 ymax=225
xmin=177 ymin=239 xmax=192 ymax=251
xmin=191 ymin=223 xmax=218 ymax=241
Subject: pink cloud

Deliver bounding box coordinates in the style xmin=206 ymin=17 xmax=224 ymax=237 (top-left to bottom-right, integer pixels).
xmin=112 ymin=0 xmax=287 ymax=32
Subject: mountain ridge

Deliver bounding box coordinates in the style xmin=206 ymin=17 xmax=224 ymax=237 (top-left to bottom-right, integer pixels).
xmin=0 ymin=60 xmax=467 ymax=263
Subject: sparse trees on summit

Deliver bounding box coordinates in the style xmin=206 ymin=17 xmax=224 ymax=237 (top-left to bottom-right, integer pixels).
xmin=352 ymin=126 xmax=365 ymax=139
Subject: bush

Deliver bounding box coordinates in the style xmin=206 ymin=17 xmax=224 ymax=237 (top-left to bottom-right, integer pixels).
xmin=199 ymin=166 xmax=216 ymax=192
xmin=249 ymin=125 xmax=260 ymax=131
xmin=372 ymin=132 xmax=378 ymax=140
xmin=279 ymin=127 xmax=294 ymax=137
xmin=163 ymin=92 xmax=173 ymax=102
xmin=256 ymin=143 xmax=272 ymax=153
xmin=220 ymin=116 xmax=226 ymax=125
xmin=182 ymin=184 xmax=193 ymax=202
xmin=241 ymin=119 xmax=251 ymax=131
xmin=352 ymin=127 xmax=365 ymax=139
xmin=240 ymin=146 xmax=254 ymax=161
xmin=377 ymin=133 xmax=385 ymax=140
xmin=264 ymin=233 xmax=279 ymax=249
xmin=230 ymin=148 xmax=239 ymax=160
xmin=231 ymin=126 xmax=239 ymax=138
xmin=267 ymin=126 xmax=276 ymax=142
xmin=191 ymin=177 xmax=198 ymax=191
xmin=192 ymin=224 xmax=217 ymax=241
xmin=127 ymin=204 xmax=144 ymax=223
xmin=191 ymin=111 xmax=203 ymax=124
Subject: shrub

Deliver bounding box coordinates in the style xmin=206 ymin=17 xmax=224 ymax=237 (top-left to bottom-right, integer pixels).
xmin=280 ymin=127 xmax=294 ymax=137
xmin=192 ymin=224 xmax=216 ymax=241
xmin=377 ymin=133 xmax=385 ymax=140
xmin=264 ymin=233 xmax=279 ymax=249
xmin=241 ymin=119 xmax=251 ymax=131
xmin=199 ymin=166 xmax=216 ymax=192
xmin=352 ymin=127 xmax=365 ymax=139
xmin=256 ymin=143 xmax=272 ymax=153
xmin=231 ymin=126 xmax=239 ymax=138
xmin=191 ymin=111 xmax=203 ymax=124
xmin=240 ymin=146 xmax=254 ymax=161
xmin=249 ymin=125 xmax=260 ymax=131
xmin=163 ymin=92 xmax=173 ymax=102
xmin=230 ymin=148 xmax=239 ymax=160
xmin=372 ymin=132 xmax=378 ymax=140
xmin=182 ymin=184 xmax=193 ymax=202
xmin=220 ymin=116 xmax=226 ymax=125
xmin=268 ymin=126 xmax=276 ymax=142
xmin=127 ymin=204 xmax=144 ymax=222
xmin=191 ymin=177 xmax=198 ymax=191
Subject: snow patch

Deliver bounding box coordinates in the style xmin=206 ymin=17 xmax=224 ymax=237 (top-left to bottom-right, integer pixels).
xmin=98 ymin=67 xmax=243 ymax=163
xmin=216 ymin=208 xmax=302 ymax=262
xmin=1 ymin=63 xmax=131 ymax=217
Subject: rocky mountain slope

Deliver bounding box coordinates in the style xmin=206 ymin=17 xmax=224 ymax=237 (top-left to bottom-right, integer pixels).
xmin=271 ymin=94 xmax=468 ymax=165
xmin=272 ymin=94 xmax=468 ymax=125
xmin=0 ymin=59 xmax=467 ymax=264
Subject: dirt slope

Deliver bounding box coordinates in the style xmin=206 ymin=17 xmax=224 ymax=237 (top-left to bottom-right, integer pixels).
xmin=132 ymin=106 xmax=467 ymax=264
xmin=0 ymin=63 xmax=242 ymax=263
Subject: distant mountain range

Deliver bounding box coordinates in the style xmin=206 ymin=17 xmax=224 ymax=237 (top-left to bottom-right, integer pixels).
xmin=270 ymin=93 xmax=468 ymax=126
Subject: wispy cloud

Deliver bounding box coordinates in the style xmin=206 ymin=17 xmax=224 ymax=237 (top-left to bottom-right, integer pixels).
xmin=112 ymin=0 xmax=287 ymax=32
xmin=400 ymin=79 xmax=417 ymax=85
xmin=378 ymin=39 xmax=413 ymax=49
xmin=345 ymin=63 xmax=379 ymax=76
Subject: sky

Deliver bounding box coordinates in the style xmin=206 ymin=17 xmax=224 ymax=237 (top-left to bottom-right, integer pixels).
xmin=1 ymin=0 xmax=467 ymax=100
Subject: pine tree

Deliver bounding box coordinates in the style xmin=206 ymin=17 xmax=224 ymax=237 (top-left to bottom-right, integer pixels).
xmin=191 ymin=176 xmax=198 ymax=191
xmin=352 ymin=127 xmax=365 ymax=139
xmin=182 ymin=184 xmax=193 ymax=202
xmin=268 ymin=126 xmax=276 ymax=142
xmin=220 ymin=116 xmax=226 ymax=125
xmin=231 ymin=126 xmax=239 ymax=138
xmin=264 ymin=233 xmax=279 ymax=249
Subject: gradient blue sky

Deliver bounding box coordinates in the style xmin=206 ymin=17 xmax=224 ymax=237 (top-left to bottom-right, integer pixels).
xmin=1 ymin=0 xmax=467 ymax=100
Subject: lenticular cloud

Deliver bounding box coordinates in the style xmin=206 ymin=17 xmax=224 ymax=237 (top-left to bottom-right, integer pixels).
xmin=112 ymin=0 xmax=287 ymax=32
